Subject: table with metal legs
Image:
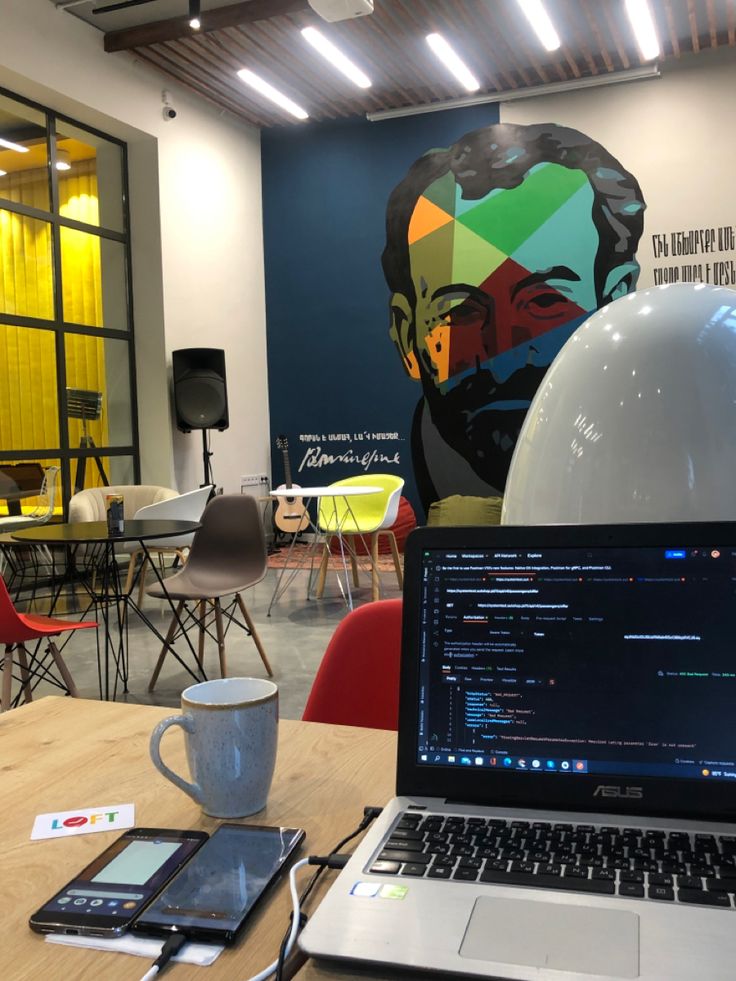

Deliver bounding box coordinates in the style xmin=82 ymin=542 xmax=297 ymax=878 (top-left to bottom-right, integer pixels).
xmin=12 ymin=519 xmax=202 ymax=700
xmin=267 ymin=485 xmax=382 ymax=614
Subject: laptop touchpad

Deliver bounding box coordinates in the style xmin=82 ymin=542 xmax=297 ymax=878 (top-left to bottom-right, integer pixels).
xmin=460 ymin=897 xmax=639 ymax=977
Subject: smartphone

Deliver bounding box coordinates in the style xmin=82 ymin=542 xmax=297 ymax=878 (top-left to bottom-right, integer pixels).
xmin=29 ymin=827 xmax=208 ymax=937
xmin=132 ymin=823 xmax=306 ymax=945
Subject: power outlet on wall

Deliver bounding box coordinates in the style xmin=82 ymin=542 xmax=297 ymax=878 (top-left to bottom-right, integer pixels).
xmin=240 ymin=473 xmax=269 ymax=494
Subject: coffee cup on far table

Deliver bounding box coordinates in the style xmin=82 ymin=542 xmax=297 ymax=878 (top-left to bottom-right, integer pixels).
xmin=149 ymin=677 xmax=278 ymax=818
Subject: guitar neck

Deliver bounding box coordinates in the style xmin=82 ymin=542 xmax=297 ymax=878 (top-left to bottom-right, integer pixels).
xmin=281 ymin=448 xmax=293 ymax=489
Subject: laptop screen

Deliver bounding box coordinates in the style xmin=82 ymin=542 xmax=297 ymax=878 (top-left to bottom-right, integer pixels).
xmin=416 ymin=541 xmax=736 ymax=786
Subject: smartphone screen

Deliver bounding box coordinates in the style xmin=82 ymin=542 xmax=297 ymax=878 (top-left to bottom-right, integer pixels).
xmin=29 ymin=828 xmax=208 ymax=937
xmin=132 ymin=824 xmax=305 ymax=944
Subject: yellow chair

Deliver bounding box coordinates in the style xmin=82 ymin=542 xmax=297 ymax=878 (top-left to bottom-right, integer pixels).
xmin=315 ymin=474 xmax=405 ymax=602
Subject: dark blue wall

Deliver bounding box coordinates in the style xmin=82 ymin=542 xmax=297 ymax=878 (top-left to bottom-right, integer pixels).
xmin=262 ymin=104 xmax=500 ymax=517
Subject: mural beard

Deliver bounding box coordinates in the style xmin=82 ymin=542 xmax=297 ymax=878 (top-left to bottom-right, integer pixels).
xmin=422 ymin=360 xmax=549 ymax=492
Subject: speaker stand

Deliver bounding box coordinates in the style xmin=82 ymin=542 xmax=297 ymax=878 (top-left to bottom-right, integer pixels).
xmin=201 ymin=429 xmax=214 ymax=488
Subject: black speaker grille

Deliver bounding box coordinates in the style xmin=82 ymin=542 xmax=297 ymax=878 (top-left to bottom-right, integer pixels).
xmin=176 ymin=371 xmax=227 ymax=429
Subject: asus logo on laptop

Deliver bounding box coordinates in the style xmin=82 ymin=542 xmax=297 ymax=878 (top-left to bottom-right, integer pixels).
xmin=593 ymin=784 xmax=644 ymax=799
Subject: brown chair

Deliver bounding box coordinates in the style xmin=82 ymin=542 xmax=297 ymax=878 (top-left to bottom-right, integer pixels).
xmin=146 ymin=495 xmax=272 ymax=690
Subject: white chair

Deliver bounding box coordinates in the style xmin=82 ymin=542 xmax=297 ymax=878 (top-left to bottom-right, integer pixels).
xmin=68 ymin=484 xmax=179 ymax=523
xmin=0 ymin=466 xmax=59 ymax=581
xmin=0 ymin=466 xmax=59 ymax=533
xmin=123 ymin=485 xmax=213 ymax=606
xmin=68 ymin=484 xmax=179 ymax=575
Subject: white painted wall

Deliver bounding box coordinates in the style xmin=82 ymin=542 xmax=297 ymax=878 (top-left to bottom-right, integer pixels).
xmin=0 ymin=0 xmax=269 ymax=495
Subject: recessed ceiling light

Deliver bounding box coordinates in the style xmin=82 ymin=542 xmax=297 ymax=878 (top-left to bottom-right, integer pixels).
xmin=55 ymin=148 xmax=72 ymax=171
xmin=426 ymin=33 xmax=480 ymax=92
xmin=625 ymin=0 xmax=660 ymax=60
xmin=236 ymin=69 xmax=309 ymax=120
xmin=0 ymin=137 xmax=29 ymax=153
xmin=516 ymin=0 xmax=561 ymax=52
xmin=301 ymin=26 xmax=371 ymax=88
xmin=189 ymin=0 xmax=201 ymax=30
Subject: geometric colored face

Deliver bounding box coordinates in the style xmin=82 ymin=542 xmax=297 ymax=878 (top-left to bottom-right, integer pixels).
xmin=407 ymin=163 xmax=598 ymax=395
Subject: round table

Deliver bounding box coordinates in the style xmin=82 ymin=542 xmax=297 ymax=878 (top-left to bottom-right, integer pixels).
xmin=268 ymin=485 xmax=383 ymax=612
xmin=12 ymin=519 xmax=201 ymax=700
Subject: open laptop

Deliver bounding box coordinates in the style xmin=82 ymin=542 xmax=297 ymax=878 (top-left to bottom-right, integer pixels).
xmin=300 ymin=522 xmax=736 ymax=980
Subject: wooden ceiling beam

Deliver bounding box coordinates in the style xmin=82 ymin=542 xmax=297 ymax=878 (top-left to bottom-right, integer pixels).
xmin=104 ymin=0 xmax=310 ymax=53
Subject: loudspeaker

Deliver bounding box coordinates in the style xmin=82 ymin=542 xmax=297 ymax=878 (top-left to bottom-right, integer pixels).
xmin=172 ymin=348 xmax=229 ymax=432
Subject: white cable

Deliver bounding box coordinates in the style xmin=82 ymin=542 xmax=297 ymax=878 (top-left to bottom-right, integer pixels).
xmin=136 ymin=857 xmax=311 ymax=981
xmin=242 ymin=857 xmax=310 ymax=981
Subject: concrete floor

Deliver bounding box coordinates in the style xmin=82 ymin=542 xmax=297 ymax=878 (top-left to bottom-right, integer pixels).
xmin=9 ymin=562 xmax=402 ymax=720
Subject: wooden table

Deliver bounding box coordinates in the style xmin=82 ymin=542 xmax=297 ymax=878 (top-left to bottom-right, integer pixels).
xmin=0 ymin=697 xmax=402 ymax=981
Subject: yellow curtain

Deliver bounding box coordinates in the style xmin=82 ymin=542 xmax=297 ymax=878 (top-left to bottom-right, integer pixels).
xmin=0 ymin=158 xmax=110 ymax=511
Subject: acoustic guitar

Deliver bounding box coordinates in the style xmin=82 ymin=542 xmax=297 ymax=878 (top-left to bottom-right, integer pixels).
xmin=273 ymin=435 xmax=310 ymax=534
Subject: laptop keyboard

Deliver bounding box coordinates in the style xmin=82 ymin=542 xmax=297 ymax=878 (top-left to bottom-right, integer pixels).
xmin=368 ymin=811 xmax=736 ymax=908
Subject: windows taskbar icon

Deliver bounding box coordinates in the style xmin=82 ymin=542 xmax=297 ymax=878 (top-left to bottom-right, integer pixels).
xmin=420 ymin=752 xmax=588 ymax=772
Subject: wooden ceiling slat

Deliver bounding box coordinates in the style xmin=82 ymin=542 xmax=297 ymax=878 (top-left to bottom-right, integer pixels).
xmin=200 ymin=27 xmax=349 ymax=119
xmin=600 ymin=0 xmax=631 ymax=69
xmin=705 ymin=0 xmax=718 ymax=48
xmin=581 ymin=0 xmax=615 ymax=73
xmin=105 ymin=0 xmax=310 ymax=53
xmin=663 ymin=0 xmax=681 ymax=58
xmin=496 ymin=2 xmax=555 ymax=85
xmin=351 ymin=15 xmax=435 ymax=106
xmin=687 ymin=0 xmax=701 ymax=53
xmin=157 ymin=36 xmax=296 ymax=121
xmin=473 ymin=5 xmax=535 ymax=88
xmin=560 ymin=2 xmax=600 ymax=75
xmin=92 ymin=0 xmax=734 ymax=128
xmin=326 ymin=19 xmax=413 ymax=110
xmin=223 ymin=20 xmax=361 ymax=117
xmin=133 ymin=46 xmax=265 ymax=126
xmin=267 ymin=14 xmax=390 ymax=114
xmin=374 ymin=1 xmax=461 ymax=101
xmin=448 ymin=0 xmax=519 ymax=89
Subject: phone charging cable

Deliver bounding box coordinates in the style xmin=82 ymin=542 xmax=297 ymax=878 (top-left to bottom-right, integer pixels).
xmin=137 ymin=855 xmax=344 ymax=981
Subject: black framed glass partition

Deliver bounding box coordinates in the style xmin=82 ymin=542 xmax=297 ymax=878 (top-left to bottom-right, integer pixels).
xmin=0 ymin=86 xmax=139 ymax=519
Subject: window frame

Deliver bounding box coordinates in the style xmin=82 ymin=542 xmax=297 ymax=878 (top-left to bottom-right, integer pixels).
xmin=0 ymin=84 xmax=140 ymax=515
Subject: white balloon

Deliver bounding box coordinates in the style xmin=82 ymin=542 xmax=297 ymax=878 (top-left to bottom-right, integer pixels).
xmin=502 ymin=283 xmax=736 ymax=524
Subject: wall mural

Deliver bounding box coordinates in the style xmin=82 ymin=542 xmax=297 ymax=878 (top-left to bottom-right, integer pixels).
xmin=381 ymin=122 xmax=645 ymax=512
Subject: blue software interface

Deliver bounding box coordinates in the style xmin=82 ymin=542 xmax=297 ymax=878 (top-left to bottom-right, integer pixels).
xmin=416 ymin=544 xmax=736 ymax=781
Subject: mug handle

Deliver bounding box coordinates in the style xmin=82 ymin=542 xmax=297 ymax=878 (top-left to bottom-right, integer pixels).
xmin=149 ymin=715 xmax=203 ymax=805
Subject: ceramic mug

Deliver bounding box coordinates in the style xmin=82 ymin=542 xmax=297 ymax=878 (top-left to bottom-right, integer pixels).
xmin=149 ymin=677 xmax=278 ymax=818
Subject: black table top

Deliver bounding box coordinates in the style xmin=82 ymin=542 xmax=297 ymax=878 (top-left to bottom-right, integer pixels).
xmin=11 ymin=519 xmax=200 ymax=545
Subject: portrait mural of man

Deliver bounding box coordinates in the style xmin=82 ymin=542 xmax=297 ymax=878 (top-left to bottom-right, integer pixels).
xmin=382 ymin=121 xmax=646 ymax=512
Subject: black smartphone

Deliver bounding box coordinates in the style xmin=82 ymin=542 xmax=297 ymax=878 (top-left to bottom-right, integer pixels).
xmin=131 ymin=823 xmax=306 ymax=945
xmin=29 ymin=827 xmax=208 ymax=937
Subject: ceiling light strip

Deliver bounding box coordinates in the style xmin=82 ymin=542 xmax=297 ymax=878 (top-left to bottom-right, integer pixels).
xmin=426 ymin=33 xmax=480 ymax=92
xmin=301 ymin=27 xmax=371 ymax=88
xmin=366 ymin=65 xmax=660 ymax=122
xmin=0 ymin=137 xmax=30 ymax=153
xmin=625 ymin=0 xmax=661 ymax=60
xmin=236 ymin=69 xmax=309 ymax=120
xmin=516 ymin=0 xmax=561 ymax=52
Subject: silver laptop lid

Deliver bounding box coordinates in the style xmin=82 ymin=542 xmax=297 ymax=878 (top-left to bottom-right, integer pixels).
xmin=398 ymin=523 xmax=736 ymax=823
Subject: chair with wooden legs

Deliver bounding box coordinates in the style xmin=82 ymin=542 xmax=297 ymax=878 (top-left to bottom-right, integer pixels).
xmin=315 ymin=474 xmax=405 ymax=602
xmin=0 ymin=574 xmax=97 ymax=712
xmin=122 ymin=485 xmax=213 ymax=608
xmin=146 ymin=495 xmax=272 ymax=691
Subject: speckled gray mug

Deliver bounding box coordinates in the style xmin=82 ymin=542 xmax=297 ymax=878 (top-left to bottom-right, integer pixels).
xmin=149 ymin=677 xmax=278 ymax=818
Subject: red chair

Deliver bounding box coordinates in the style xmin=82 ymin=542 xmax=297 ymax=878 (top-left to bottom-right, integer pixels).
xmin=0 ymin=575 xmax=97 ymax=712
xmin=302 ymin=599 xmax=402 ymax=730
